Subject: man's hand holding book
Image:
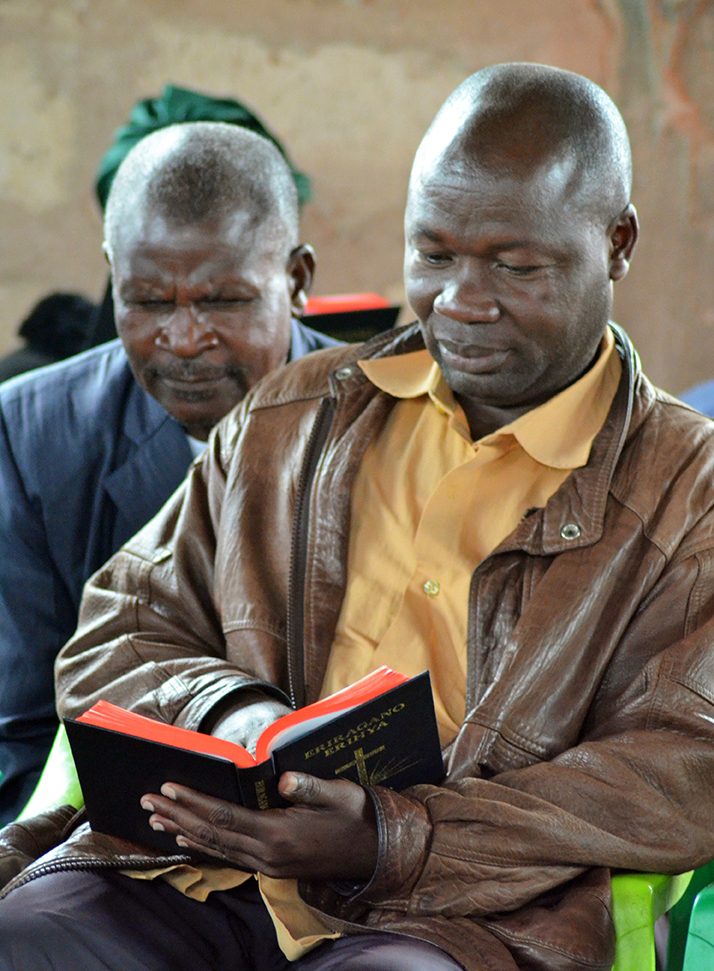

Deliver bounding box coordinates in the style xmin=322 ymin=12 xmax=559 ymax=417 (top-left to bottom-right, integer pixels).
xmin=140 ymin=771 xmax=380 ymax=881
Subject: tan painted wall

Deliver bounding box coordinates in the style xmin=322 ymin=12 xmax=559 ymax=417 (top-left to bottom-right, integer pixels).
xmin=1 ymin=0 xmax=713 ymax=394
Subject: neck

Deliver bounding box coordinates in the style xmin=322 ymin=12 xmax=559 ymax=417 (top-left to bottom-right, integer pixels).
xmin=456 ymin=397 xmax=533 ymax=441
xmin=183 ymin=422 xmax=212 ymax=442
xmin=456 ymin=344 xmax=605 ymax=441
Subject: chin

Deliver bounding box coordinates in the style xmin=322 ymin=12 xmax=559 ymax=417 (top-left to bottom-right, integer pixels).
xmin=162 ymin=398 xmax=216 ymax=428
xmin=440 ymin=365 xmax=504 ymax=395
xmin=448 ymin=370 xmax=536 ymax=408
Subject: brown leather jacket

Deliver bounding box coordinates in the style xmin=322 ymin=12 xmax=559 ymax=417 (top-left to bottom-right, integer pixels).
xmin=4 ymin=323 xmax=714 ymax=971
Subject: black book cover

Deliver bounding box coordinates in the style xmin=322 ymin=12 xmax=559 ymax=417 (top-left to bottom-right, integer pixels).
xmin=64 ymin=671 xmax=444 ymax=854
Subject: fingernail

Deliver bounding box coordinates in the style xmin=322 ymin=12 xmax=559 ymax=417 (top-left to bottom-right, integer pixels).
xmin=161 ymin=785 xmax=177 ymax=800
xmin=151 ymin=820 xmax=165 ymax=832
xmin=176 ymin=836 xmax=189 ymax=847
xmin=141 ymin=799 xmax=155 ymax=812
xmin=281 ymin=773 xmax=297 ymax=795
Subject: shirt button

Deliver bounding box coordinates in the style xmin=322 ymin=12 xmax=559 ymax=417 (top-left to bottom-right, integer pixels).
xmin=560 ymin=523 xmax=581 ymax=540
xmin=334 ymin=366 xmax=354 ymax=380
xmin=423 ymin=579 xmax=440 ymax=596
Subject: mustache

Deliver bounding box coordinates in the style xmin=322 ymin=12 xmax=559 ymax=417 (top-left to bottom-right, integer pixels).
xmin=147 ymin=362 xmax=250 ymax=399
xmin=149 ymin=361 xmax=242 ymax=383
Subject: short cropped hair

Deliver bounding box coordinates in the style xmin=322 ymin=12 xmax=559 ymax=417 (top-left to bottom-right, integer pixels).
xmin=413 ymin=63 xmax=632 ymax=221
xmin=104 ymin=122 xmax=299 ymax=257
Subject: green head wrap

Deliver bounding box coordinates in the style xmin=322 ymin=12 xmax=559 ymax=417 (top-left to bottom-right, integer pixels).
xmin=95 ymin=84 xmax=311 ymax=210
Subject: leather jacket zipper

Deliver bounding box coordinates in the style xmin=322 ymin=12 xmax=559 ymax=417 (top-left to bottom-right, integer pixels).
xmin=286 ymin=395 xmax=337 ymax=710
xmin=0 ymin=853 xmax=190 ymax=900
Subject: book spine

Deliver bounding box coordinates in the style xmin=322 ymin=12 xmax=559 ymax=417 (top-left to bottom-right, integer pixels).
xmin=236 ymin=761 xmax=285 ymax=810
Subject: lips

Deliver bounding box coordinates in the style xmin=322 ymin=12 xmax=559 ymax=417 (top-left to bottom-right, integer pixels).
xmin=435 ymin=338 xmax=510 ymax=374
xmin=154 ymin=367 xmax=231 ymax=402
xmin=157 ymin=365 xmax=228 ymax=382
xmin=161 ymin=379 xmax=221 ymax=402
xmin=163 ymin=375 xmax=222 ymax=386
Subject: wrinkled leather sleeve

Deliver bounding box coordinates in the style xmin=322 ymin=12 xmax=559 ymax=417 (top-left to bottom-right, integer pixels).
xmin=55 ymin=405 xmax=289 ymax=732
xmin=54 ymin=342 xmax=354 ymax=732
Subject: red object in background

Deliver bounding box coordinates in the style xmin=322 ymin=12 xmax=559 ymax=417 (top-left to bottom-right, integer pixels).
xmin=303 ymin=293 xmax=401 ymax=343
xmin=304 ymin=292 xmax=390 ymax=315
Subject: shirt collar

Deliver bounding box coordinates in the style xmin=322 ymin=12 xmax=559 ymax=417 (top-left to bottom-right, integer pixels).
xmin=358 ymin=327 xmax=621 ymax=471
xmin=186 ymin=433 xmax=207 ymax=459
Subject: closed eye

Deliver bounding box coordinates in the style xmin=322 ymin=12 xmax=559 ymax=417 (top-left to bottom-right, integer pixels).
xmin=133 ymin=298 xmax=174 ymax=307
xmin=199 ymin=294 xmax=256 ymax=306
xmin=496 ymin=262 xmax=548 ymax=277
xmin=417 ymin=251 xmax=452 ymax=266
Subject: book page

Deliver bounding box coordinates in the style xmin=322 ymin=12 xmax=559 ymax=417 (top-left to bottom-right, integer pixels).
xmin=255 ymin=666 xmax=407 ymax=762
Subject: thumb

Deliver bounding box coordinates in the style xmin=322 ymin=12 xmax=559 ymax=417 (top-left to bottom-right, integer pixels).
xmin=278 ymin=772 xmax=331 ymax=805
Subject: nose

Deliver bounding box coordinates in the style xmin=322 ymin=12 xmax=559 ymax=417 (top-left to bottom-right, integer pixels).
xmin=433 ymin=266 xmax=500 ymax=324
xmin=154 ymin=306 xmax=219 ymax=358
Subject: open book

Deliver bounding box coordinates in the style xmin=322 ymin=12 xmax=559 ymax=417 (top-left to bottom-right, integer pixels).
xmin=65 ymin=667 xmax=444 ymax=853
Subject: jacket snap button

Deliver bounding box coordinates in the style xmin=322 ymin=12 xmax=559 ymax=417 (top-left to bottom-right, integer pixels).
xmin=335 ymin=366 xmax=354 ymax=380
xmin=560 ymin=523 xmax=581 ymax=540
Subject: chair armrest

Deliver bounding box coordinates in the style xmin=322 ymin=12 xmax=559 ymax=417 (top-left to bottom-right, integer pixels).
xmin=611 ymin=870 xmax=692 ymax=971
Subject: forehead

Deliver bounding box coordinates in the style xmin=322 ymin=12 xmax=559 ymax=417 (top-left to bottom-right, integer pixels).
xmin=406 ymin=159 xmax=592 ymax=244
xmin=112 ymin=205 xmax=287 ymax=277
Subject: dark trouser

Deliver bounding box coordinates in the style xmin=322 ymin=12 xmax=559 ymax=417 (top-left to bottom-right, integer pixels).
xmin=0 ymin=870 xmax=464 ymax=971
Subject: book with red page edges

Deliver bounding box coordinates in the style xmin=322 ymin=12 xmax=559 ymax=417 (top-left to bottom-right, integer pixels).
xmin=64 ymin=668 xmax=444 ymax=855
xmin=253 ymin=665 xmax=408 ymax=762
xmin=75 ymin=700 xmax=257 ymax=767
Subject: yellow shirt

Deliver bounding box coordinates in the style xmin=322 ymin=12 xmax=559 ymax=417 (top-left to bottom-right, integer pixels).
xmin=322 ymin=328 xmax=620 ymax=743
xmin=126 ymin=328 xmax=621 ymax=958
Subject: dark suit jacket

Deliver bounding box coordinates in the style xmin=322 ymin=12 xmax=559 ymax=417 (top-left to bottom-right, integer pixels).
xmin=0 ymin=320 xmax=338 ymax=821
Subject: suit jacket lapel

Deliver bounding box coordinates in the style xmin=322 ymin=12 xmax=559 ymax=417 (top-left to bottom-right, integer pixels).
xmin=104 ymin=385 xmax=193 ymax=548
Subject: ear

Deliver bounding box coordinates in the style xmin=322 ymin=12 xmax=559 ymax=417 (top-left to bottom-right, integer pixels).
xmin=608 ymin=204 xmax=638 ymax=282
xmin=287 ymin=244 xmax=316 ymax=316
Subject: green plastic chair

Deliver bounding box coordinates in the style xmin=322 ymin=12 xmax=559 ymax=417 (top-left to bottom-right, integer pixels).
xmin=667 ymin=860 xmax=714 ymax=970
xmin=17 ymin=723 xmax=83 ymax=820
xmin=13 ymin=725 xmax=703 ymax=971
xmin=611 ymin=870 xmax=692 ymax=971
xmin=681 ymin=878 xmax=714 ymax=968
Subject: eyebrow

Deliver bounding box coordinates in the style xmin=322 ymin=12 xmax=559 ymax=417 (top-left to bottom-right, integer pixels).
xmin=412 ymin=226 xmax=444 ymax=243
xmin=411 ymin=226 xmax=551 ymax=254
xmin=117 ymin=278 xmax=170 ymax=296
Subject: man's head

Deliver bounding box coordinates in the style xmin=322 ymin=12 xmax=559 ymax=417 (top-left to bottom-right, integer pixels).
xmin=104 ymin=122 xmax=314 ymax=440
xmin=404 ymin=63 xmax=638 ymax=435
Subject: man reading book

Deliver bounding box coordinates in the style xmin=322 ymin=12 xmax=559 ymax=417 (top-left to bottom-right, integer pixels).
xmin=3 ymin=63 xmax=714 ymax=971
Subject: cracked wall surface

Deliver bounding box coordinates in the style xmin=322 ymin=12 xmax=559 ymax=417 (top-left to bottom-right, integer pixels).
xmin=1 ymin=0 xmax=714 ymax=392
